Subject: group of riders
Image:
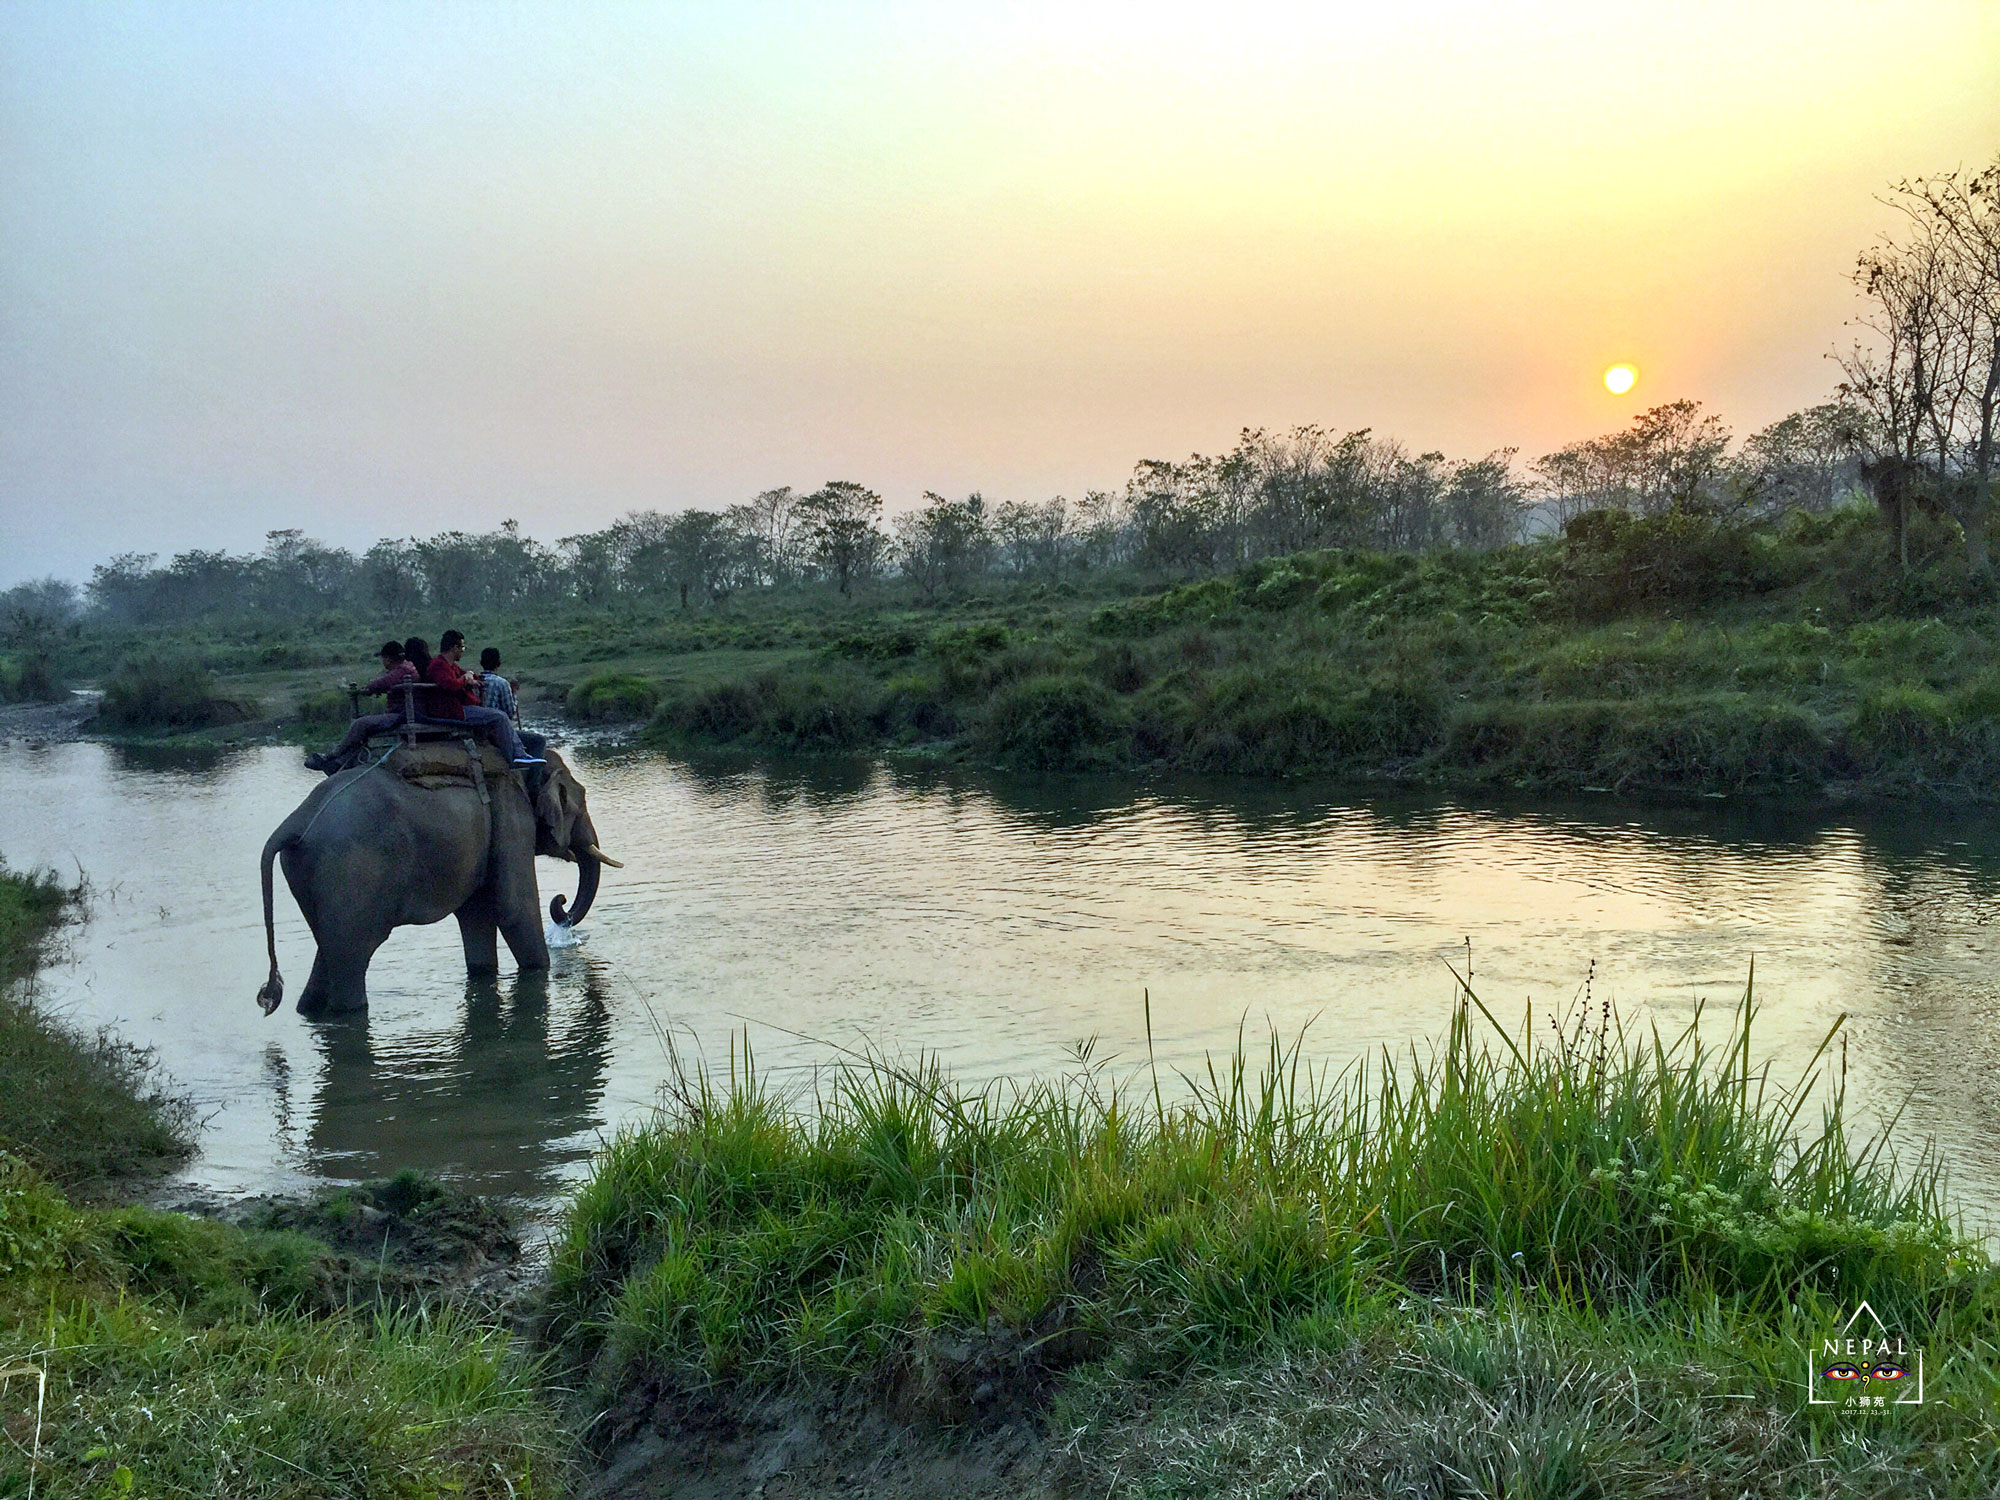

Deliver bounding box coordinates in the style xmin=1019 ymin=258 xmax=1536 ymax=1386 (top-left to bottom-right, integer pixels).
xmin=303 ymin=630 xmax=548 ymax=773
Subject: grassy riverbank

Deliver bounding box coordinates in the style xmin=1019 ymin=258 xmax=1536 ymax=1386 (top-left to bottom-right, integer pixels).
xmin=639 ymin=507 xmax=2000 ymax=798
xmin=51 ymin=504 xmax=2000 ymax=802
xmin=552 ymin=993 xmax=2000 ymax=1495
xmin=8 ymin=857 xmax=2000 ymax=1492
xmin=0 ymin=862 xmax=571 ymax=1497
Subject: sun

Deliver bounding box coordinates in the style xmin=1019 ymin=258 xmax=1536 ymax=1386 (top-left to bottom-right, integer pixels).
xmin=1604 ymin=364 xmax=1637 ymax=395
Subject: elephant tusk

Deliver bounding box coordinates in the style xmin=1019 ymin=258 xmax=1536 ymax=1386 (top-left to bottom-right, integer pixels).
xmin=587 ymin=846 xmax=624 ymax=868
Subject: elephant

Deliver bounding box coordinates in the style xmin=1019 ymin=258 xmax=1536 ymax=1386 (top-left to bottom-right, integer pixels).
xmin=254 ymin=741 xmax=620 ymax=1015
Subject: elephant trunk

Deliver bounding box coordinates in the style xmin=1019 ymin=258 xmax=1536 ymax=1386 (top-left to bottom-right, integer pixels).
xmin=549 ymin=847 xmax=602 ymax=928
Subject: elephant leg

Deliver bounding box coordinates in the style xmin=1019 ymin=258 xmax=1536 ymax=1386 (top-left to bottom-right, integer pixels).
xmin=487 ymin=847 xmax=550 ymax=974
xmin=296 ymin=909 xmax=386 ymax=1015
xmin=457 ymin=902 xmax=501 ymax=978
xmin=297 ymin=950 xmax=333 ymax=1015
xmin=297 ymin=946 xmax=374 ymax=1014
xmin=498 ymin=904 xmax=549 ymax=973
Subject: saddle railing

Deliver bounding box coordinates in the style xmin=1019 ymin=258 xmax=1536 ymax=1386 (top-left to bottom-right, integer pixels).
xmin=384 ymin=680 xmax=485 ymax=754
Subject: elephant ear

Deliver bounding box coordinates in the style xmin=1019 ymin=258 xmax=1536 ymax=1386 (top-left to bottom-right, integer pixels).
xmin=535 ymin=757 xmax=583 ymax=856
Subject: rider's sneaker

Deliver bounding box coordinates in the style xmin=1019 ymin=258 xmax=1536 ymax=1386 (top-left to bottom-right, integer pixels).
xmin=303 ymin=752 xmax=334 ymax=772
xmin=512 ymin=755 xmax=546 ymax=766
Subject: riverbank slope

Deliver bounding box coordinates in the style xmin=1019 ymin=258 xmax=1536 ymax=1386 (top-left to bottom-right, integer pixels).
xmin=555 ymin=999 xmax=2000 ymax=1497
xmin=0 ymin=862 xmax=571 ymax=1496
xmin=642 ymin=508 xmax=2000 ymax=800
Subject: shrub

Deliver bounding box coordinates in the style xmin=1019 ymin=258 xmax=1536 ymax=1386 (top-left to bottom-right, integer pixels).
xmin=652 ymin=667 xmax=876 ymax=753
xmin=94 ymin=656 xmax=252 ymax=732
xmin=0 ymin=654 xmax=63 ymax=702
xmin=874 ymin=672 xmax=958 ymax=741
xmin=1847 ymin=682 xmax=1956 ymax=770
xmin=567 ymin=670 xmax=663 ymax=722
xmin=822 ymin=626 xmax=922 ymax=661
xmin=294 ymin=687 xmax=351 ymax=727
xmin=973 ymin=673 xmax=1130 ymax=769
xmin=928 ymin=621 xmax=1012 ymax=663
xmin=1555 ymin=509 xmax=1779 ymax=618
xmin=1445 ymin=696 xmax=1832 ymax=793
xmin=755 ymin=668 xmax=875 ymax=752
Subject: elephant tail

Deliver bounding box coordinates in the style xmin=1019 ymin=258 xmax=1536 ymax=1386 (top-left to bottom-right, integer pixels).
xmin=256 ymin=827 xmax=292 ymax=1016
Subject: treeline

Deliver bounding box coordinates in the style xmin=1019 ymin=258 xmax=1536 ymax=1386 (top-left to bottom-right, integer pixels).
xmin=3 ymin=399 xmax=1867 ymax=635
xmin=4 ymin=150 xmax=1992 ymax=651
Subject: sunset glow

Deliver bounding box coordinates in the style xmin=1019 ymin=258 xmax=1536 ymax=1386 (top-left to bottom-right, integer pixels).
xmin=2 ymin=2 xmax=1998 ymax=582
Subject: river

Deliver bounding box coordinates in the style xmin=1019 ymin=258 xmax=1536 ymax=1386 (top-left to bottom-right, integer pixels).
xmin=4 ymin=739 xmax=1999 ymax=1234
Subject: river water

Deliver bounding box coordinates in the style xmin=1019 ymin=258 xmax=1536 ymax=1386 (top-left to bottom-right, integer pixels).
xmin=4 ymin=739 xmax=2000 ymax=1233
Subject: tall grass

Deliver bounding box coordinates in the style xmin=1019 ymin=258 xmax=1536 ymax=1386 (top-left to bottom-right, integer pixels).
xmin=94 ymin=654 xmax=252 ymax=733
xmin=1 ymin=1161 xmax=570 ymax=1497
xmin=0 ymin=860 xmax=572 ymax=1497
xmin=551 ymin=984 xmax=1974 ymax=1401
xmin=0 ymin=864 xmax=196 ymax=1187
xmin=566 ymin=668 xmax=663 ymax=722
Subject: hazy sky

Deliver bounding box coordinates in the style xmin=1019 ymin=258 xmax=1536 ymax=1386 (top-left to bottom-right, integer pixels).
xmin=3 ymin=2 xmax=1997 ymax=586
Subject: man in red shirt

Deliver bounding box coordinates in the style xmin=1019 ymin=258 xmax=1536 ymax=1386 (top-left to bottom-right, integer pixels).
xmin=430 ymin=630 xmax=543 ymax=765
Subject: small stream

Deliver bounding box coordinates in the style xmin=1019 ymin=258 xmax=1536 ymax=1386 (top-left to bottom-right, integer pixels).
xmin=5 ymin=738 xmax=2000 ymax=1233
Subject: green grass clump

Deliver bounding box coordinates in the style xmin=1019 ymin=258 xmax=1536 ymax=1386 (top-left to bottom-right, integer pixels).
xmin=566 ymin=669 xmax=663 ymax=722
xmin=1 ymin=1161 xmax=569 ymax=1498
xmin=972 ymin=672 xmax=1130 ymax=769
xmin=0 ymin=861 xmax=66 ymax=992
xmin=1057 ymin=1298 xmax=2000 ymax=1498
xmin=94 ymin=655 xmax=253 ymax=733
xmin=652 ymin=664 xmax=879 ymax=753
xmin=293 ymin=685 xmax=353 ymax=727
xmin=0 ymin=861 xmax=570 ymax=1497
xmin=0 ymin=865 xmax=196 ymax=1189
xmin=548 ymin=989 xmax=2000 ymax=1489
xmin=0 ymin=654 xmax=63 ymax=703
xmin=551 ymin=988 xmax=1976 ymax=1396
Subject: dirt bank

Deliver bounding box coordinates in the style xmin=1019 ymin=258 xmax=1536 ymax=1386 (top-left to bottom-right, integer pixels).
xmin=585 ymin=1384 xmax=1057 ymax=1500
xmin=0 ymin=692 xmax=96 ymax=744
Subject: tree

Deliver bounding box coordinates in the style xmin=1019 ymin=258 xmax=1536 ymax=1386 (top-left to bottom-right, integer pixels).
xmin=1443 ymin=450 xmax=1527 ymax=549
xmin=664 ymin=509 xmax=737 ymax=609
xmin=558 ymin=528 xmax=625 ymax=606
xmin=1530 ymin=402 xmax=1732 ymax=524
xmin=362 ymin=539 xmax=426 ymax=616
xmin=798 ymin=481 xmax=883 ymax=596
xmin=893 ymin=492 xmax=990 ymax=602
xmin=258 ymin=529 xmax=358 ymax=615
xmin=733 ymin=488 xmax=805 ymax=586
xmin=1839 ymin=156 xmax=2000 ymax=575
xmin=0 ymin=578 xmax=78 ymax=700
xmin=1738 ymin=403 xmax=1866 ymax=515
xmin=994 ymin=497 xmax=1075 ymax=580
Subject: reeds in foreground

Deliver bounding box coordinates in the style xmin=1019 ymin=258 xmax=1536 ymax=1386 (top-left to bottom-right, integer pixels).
xmin=551 ymin=979 xmax=1980 ymax=1393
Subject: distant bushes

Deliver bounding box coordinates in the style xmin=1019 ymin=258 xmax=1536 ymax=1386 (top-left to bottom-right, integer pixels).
xmin=0 ymin=654 xmax=63 ymax=703
xmin=566 ymin=669 xmax=663 ymax=722
xmin=294 ymin=687 xmax=352 ymax=727
xmin=972 ymin=673 xmax=1129 ymax=770
xmin=652 ymin=665 xmax=876 ymax=753
xmin=94 ymin=656 xmax=253 ymax=733
xmin=1555 ymin=509 xmax=1783 ymax=618
xmin=560 ymin=530 xmax=2000 ymax=799
xmin=1447 ymin=696 xmax=1835 ymax=794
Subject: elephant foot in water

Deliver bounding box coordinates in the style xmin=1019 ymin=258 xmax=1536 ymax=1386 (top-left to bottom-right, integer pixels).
xmin=296 ymin=950 xmax=370 ymax=1015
